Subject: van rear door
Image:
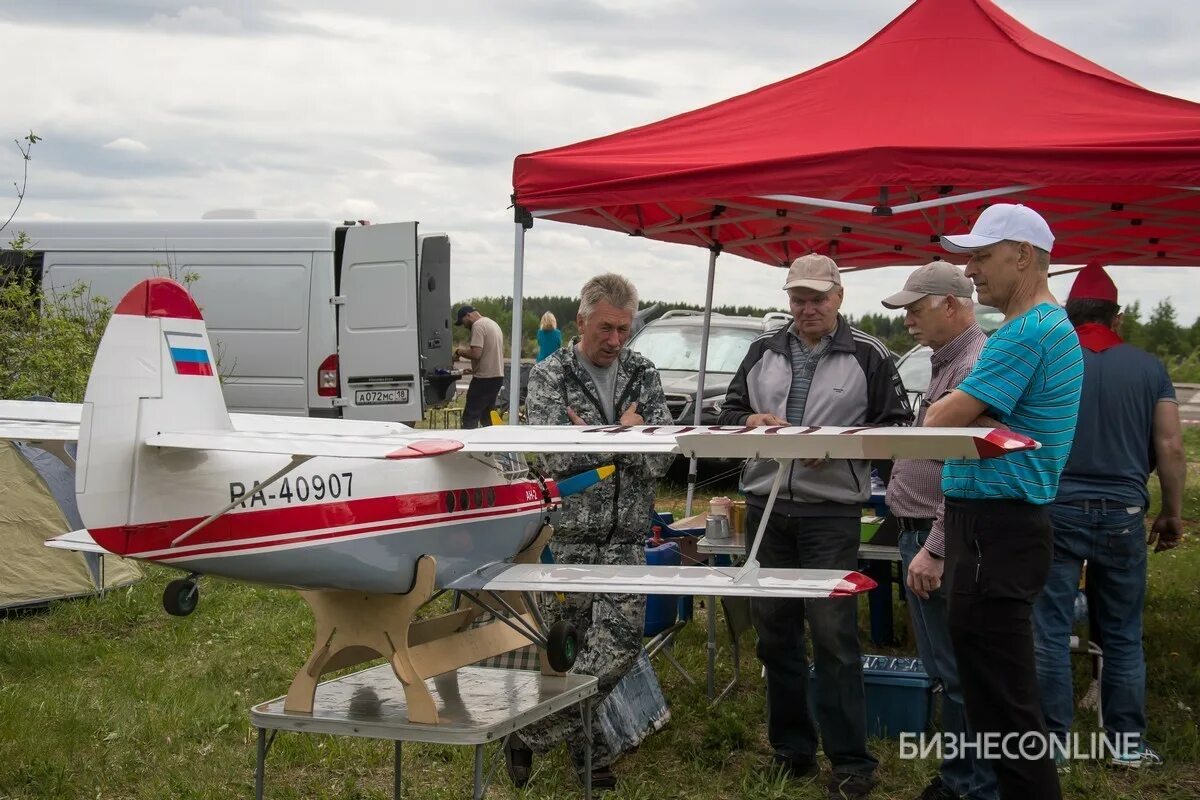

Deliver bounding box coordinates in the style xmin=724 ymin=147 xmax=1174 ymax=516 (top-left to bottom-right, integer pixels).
xmin=337 ymin=223 xmax=421 ymax=423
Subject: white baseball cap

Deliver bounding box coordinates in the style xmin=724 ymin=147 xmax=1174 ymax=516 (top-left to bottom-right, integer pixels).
xmin=940 ymin=204 xmax=1054 ymax=254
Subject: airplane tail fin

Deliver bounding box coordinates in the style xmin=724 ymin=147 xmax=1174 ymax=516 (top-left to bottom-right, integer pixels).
xmin=76 ymin=278 xmax=232 ymax=540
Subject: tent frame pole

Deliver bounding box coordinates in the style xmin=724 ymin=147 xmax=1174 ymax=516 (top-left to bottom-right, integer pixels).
xmin=683 ymin=247 xmax=720 ymax=519
xmin=508 ymin=211 xmax=531 ymax=422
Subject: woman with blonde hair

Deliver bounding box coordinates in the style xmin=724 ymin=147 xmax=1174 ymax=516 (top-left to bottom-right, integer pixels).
xmin=536 ymin=311 xmax=562 ymax=362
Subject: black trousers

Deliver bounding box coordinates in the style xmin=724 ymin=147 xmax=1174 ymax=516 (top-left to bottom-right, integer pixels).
xmin=744 ymin=504 xmax=877 ymax=777
xmin=462 ymin=376 xmax=502 ymax=429
xmin=944 ymin=497 xmax=1061 ymax=800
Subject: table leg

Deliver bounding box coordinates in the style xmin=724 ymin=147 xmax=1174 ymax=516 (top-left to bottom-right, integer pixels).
xmin=706 ymin=593 xmax=717 ymax=699
xmin=255 ymin=728 xmax=266 ymax=800
xmin=583 ymin=698 xmax=592 ymax=800
xmin=394 ymin=740 xmax=402 ymax=800
xmin=473 ymin=743 xmax=484 ymax=800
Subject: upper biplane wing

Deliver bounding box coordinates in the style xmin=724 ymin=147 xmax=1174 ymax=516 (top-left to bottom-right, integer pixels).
xmin=418 ymin=424 xmax=1038 ymax=460
xmin=144 ymin=429 xmax=464 ymax=460
xmin=450 ymin=562 xmax=875 ymax=599
xmin=0 ymin=400 xmax=83 ymax=443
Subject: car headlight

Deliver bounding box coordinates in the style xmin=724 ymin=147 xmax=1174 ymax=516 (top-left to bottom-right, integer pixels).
xmin=700 ymin=396 xmax=723 ymax=414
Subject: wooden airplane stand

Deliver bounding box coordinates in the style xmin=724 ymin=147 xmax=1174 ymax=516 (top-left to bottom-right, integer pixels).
xmin=285 ymin=524 xmax=558 ymax=724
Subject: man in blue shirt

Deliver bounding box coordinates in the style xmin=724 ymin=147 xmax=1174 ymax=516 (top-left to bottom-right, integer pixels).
xmin=1032 ymin=263 xmax=1186 ymax=769
xmin=925 ymin=204 xmax=1083 ymax=800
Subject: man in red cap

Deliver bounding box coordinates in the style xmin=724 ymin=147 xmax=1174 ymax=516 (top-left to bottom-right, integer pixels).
xmin=1032 ymin=262 xmax=1186 ymax=769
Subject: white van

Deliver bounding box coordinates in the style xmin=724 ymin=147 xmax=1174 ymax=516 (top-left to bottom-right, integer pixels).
xmin=4 ymin=220 xmax=454 ymax=423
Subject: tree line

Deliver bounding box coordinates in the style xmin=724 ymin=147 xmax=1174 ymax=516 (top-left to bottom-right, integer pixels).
xmin=454 ymin=294 xmax=1200 ymax=382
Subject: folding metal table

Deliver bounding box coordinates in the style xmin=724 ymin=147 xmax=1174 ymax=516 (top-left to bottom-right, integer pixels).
xmin=251 ymin=664 xmax=598 ymax=799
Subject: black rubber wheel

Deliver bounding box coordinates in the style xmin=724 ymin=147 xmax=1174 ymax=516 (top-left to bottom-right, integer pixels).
xmin=546 ymin=620 xmax=578 ymax=672
xmin=163 ymin=579 xmax=199 ymax=617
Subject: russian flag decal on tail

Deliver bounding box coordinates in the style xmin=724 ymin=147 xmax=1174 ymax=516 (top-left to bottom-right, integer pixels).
xmin=165 ymin=331 xmax=213 ymax=376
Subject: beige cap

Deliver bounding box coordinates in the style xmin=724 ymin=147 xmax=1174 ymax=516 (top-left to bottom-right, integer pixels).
xmin=782 ymin=253 xmax=842 ymax=293
xmin=881 ymin=261 xmax=974 ymax=309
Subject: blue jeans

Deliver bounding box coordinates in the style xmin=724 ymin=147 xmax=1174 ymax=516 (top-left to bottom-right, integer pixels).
xmin=1033 ymin=502 xmax=1148 ymax=743
xmin=900 ymin=530 xmax=998 ymax=800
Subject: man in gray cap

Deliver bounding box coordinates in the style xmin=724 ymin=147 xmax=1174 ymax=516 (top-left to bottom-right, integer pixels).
xmin=720 ymin=253 xmax=912 ymax=800
xmin=882 ymin=263 xmax=997 ymax=800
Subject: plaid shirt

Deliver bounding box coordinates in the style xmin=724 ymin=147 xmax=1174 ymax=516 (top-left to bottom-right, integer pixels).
xmin=886 ymin=323 xmax=986 ymax=556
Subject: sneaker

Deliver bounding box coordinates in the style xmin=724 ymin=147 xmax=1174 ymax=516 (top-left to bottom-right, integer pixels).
xmin=772 ymin=754 xmax=819 ymax=781
xmin=827 ymin=772 xmax=877 ymax=800
xmin=503 ymin=734 xmax=533 ymax=788
xmin=1110 ymin=744 xmax=1163 ymax=769
xmin=917 ymin=777 xmax=958 ymax=800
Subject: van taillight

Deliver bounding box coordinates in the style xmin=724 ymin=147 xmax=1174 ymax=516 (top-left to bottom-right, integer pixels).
xmin=317 ymin=354 xmax=339 ymax=397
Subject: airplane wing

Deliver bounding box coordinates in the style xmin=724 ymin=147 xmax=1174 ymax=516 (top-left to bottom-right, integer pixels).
xmin=416 ymin=424 xmax=1037 ymax=460
xmin=449 ymin=562 xmax=875 ymax=599
xmin=0 ymin=400 xmax=83 ymax=442
xmin=44 ymin=528 xmax=111 ymax=555
xmin=145 ymin=430 xmax=464 ymax=460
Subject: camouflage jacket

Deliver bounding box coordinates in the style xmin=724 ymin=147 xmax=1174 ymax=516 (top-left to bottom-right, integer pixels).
xmin=526 ymin=339 xmax=675 ymax=544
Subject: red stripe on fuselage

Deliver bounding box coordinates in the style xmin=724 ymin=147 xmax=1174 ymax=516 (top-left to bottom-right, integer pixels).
xmin=90 ymin=481 xmax=553 ymax=558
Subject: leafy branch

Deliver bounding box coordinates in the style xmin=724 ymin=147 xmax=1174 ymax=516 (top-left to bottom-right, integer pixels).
xmin=1 ymin=131 xmax=39 ymax=237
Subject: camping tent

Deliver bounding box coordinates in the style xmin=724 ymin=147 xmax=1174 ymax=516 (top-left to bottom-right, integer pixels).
xmin=506 ymin=0 xmax=1200 ymax=510
xmin=0 ymin=441 xmax=141 ymax=609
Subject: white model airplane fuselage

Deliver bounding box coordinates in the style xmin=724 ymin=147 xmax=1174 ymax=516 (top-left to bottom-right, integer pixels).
xmin=0 ymin=277 xmax=1041 ymax=721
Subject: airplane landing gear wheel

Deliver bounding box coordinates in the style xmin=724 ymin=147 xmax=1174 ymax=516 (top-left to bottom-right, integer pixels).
xmin=546 ymin=620 xmax=578 ymax=672
xmin=163 ymin=578 xmax=199 ymax=617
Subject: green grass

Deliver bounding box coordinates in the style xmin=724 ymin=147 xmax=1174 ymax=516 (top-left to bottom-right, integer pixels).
xmin=2 ymin=452 xmax=1198 ymax=799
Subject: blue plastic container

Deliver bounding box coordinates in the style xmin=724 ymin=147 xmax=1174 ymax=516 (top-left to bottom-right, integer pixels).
xmin=644 ymin=540 xmax=683 ymax=637
xmin=810 ymin=655 xmax=932 ymax=739
xmin=862 ymin=656 xmax=932 ymax=738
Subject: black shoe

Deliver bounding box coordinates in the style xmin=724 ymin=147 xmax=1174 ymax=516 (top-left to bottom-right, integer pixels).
xmin=504 ymin=734 xmax=532 ymax=788
xmin=827 ymin=772 xmax=877 ymax=800
xmin=589 ymin=767 xmax=618 ymax=791
xmin=772 ymin=754 xmax=819 ymax=781
xmin=917 ymin=777 xmax=959 ymax=800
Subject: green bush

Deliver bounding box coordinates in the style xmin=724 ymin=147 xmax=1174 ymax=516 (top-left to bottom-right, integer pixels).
xmin=0 ymin=272 xmax=110 ymax=402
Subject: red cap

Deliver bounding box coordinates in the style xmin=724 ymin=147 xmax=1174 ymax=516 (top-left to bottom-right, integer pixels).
xmin=1067 ymin=261 xmax=1118 ymax=304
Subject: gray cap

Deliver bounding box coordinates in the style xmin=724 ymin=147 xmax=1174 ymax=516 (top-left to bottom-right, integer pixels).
xmin=881 ymin=261 xmax=974 ymax=309
xmin=782 ymin=253 xmax=842 ymax=293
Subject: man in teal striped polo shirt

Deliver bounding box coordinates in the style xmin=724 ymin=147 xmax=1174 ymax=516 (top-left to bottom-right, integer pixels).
xmin=925 ymin=204 xmax=1083 ymax=800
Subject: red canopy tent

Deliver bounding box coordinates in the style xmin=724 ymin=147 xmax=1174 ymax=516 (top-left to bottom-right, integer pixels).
xmin=504 ymin=0 xmax=1200 ymax=466
xmin=514 ymin=0 xmax=1200 ymax=269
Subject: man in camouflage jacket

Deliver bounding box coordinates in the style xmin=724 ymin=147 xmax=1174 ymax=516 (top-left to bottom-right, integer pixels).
xmin=507 ymin=273 xmax=673 ymax=790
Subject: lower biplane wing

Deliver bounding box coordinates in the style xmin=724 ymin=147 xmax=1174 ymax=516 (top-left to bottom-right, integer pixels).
xmin=450 ymin=562 xmax=876 ymax=599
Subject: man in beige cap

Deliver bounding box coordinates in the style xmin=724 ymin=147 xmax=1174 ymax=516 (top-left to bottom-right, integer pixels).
xmin=719 ymin=253 xmax=912 ymax=800
xmin=881 ymin=262 xmax=996 ymax=800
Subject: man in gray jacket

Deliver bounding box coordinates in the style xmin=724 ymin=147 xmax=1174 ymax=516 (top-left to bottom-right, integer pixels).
xmin=719 ymin=254 xmax=912 ymax=799
xmin=505 ymin=272 xmax=674 ymax=791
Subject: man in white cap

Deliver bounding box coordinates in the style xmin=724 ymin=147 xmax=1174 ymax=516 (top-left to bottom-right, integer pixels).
xmin=719 ymin=253 xmax=912 ymax=800
xmin=881 ymin=262 xmax=997 ymax=800
xmin=923 ymin=205 xmax=1084 ymax=800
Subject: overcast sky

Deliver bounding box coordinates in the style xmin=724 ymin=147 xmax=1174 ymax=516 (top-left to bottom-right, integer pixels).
xmin=3 ymin=0 xmax=1198 ymax=324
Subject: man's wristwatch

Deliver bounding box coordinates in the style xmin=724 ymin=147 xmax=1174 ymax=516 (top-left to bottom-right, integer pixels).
xmin=927 ymin=549 xmax=944 ymax=560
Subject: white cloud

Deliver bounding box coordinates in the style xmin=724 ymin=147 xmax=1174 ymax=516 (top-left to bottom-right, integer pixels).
xmin=101 ymin=137 xmax=149 ymax=153
xmin=2 ymin=0 xmax=1199 ymax=325
xmin=147 ymin=5 xmax=243 ymax=34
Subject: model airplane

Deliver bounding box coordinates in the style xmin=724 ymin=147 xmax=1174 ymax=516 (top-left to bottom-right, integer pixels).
xmin=0 ymin=278 xmax=1037 ymax=723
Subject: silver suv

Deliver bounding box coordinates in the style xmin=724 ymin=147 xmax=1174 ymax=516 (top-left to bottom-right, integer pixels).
xmin=627 ymin=310 xmax=789 ymax=424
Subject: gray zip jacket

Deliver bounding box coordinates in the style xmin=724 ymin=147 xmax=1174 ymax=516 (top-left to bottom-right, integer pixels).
xmin=718 ymin=317 xmax=913 ymax=514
